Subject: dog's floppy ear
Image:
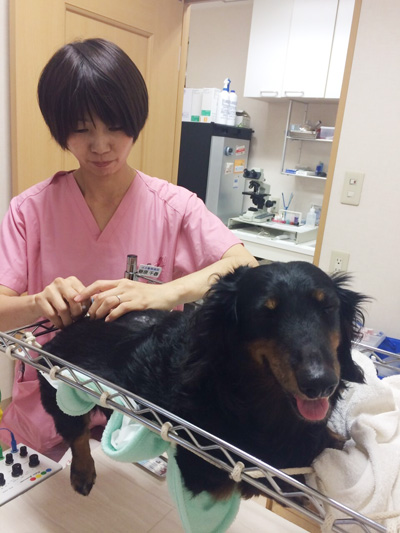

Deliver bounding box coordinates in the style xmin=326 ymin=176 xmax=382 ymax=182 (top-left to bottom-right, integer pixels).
xmin=182 ymin=266 xmax=251 ymax=385
xmin=200 ymin=265 xmax=251 ymax=327
xmin=332 ymin=272 xmax=370 ymax=384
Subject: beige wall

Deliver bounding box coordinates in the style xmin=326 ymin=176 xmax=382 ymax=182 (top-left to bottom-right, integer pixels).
xmin=0 ymin=0 xmax=10 ymax=219
xmin=319 ymin=0 xmax=400 ymax=336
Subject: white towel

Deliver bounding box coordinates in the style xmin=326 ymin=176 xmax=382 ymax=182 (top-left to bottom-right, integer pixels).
xmin=306 ymin=350 xmax=400 ymax=532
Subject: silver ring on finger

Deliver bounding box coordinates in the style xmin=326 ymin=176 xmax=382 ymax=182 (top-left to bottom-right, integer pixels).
xmin=115 ymin=294 xmax=122 ymax=304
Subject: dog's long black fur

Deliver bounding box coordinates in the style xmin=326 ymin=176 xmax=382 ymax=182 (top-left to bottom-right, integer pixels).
xmin=38 ymin=261 xmax=368 ymax=500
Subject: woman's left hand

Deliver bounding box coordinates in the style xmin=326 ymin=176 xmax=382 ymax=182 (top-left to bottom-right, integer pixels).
xmin=74 ymin=278 xmax=177 ymax=321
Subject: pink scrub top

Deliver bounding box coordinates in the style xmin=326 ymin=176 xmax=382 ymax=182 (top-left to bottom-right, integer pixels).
xmin=0 ymin=170 xmax=241 ymax=453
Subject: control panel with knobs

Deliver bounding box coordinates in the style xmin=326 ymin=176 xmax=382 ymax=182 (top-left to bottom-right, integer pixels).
xmin=0 ymin=444 xmax=62 ymax=505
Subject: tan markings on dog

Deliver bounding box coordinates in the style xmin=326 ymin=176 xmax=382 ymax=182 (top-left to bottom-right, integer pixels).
xmin=330 ymin=330 xmax=340 ymax=350
xmin=248 ymin=339 xmax=300 ymax=395
xmin=210 ymin=480 xmax=237 ymax=500
xmin=328 ymin=428 xmax=346 ymax=450
xmin=264 ymin=298 xmax=278 ymax=310
xmin=70 ymin=414 xmax=96 ymax=496
xmin=312 ymin=289 xmax=326 ymax=302
xmin=330 ymin=330 xmax=342 ymax=375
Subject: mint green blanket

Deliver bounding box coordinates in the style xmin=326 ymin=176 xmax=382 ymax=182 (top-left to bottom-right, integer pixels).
xmin=56 ymin=377 xmax=240 ymax=533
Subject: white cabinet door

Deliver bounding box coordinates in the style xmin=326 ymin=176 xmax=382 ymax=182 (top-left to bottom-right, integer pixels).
xmin=282 ymin=0 xmax=338 ymax=98
xmin=325 ymin=0 xmax=355 ymax=98
xmin=244 ymin=0 xmax=354 ymax=99
xmin=244 ymin=0 xmax=294 ymax=98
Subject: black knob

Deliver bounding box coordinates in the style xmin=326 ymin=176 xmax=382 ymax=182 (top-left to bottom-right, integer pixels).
xmin=19 ymin=445 xmax=28 ymax=457
xmin=12 ymin=463 xmax=23 ymax=477
xmin=0 ymin=473 xmax=5 ymax=486
xmin=5 ymin=452 xmax=14 ymax=465
xmin=29 ymin=454 xmax=40 ymax=468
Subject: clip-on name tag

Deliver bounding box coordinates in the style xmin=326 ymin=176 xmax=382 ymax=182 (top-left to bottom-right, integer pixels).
xmin=124 ymin=255 xmax=162 ymax=283
xmin=138 ymin=264 xmax=162 ymax=279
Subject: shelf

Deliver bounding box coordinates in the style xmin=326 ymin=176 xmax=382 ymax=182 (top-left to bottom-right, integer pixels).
xmin=281 ymin=172 xmax=327 ymax=180
xmin=281 ymin=100 xmax=336 ymax=177
xmin=286 ymin=136 xmax=333 ymax=143
xmin=230 ymin=227 xmax=315 ymax=263
xmin=228 ymin=216 xmax=318 ymax=244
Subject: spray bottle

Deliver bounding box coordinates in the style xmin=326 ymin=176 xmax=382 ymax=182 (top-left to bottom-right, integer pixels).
xmin=216 ymin=78 xmax=230 ymax=125
xmin=227 ymin=89 xmax=238 ymax=126
xmin=305 ymin=205 xmax=316 ymax=226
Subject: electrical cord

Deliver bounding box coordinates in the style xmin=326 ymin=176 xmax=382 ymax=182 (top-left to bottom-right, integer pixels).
xmin=0 ymin=389 xmax=2 ymax=459
xmin=0 ymin=390 xmax=18 ymax=455
xmin=0 ymin=429 xmax=18 ymax=454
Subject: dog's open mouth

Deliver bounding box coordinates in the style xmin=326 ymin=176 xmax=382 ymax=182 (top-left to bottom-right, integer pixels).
xmin=295 ymin=396 xmax=330 ymax=421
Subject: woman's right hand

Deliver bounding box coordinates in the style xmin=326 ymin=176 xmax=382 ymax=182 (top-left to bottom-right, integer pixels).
xmin=34 ymin=276 xmax=89 ymax=329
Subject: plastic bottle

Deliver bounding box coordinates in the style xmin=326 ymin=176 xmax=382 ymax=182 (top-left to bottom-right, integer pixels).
xmin=305 ymin=206 xmax=316 ymax=227
xmin=216 ymin=78 xmax=230 ymax=125
xmin=227 ymin=90 xmax=237 ymax=126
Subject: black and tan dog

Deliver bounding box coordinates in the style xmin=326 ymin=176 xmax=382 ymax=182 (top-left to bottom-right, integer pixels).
xmin=38 ymin=261 xmax=367 ymax=500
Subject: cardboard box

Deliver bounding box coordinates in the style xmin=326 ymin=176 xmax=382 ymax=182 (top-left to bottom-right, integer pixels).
xmin=190 ymin=89 xmax=203 ymax=122
xmin=200 ymin=88 xmax=220 ymax=123
xmin=319 ymin=126 xmax=335 ymax=140
xmin=266 ymin=500 xmax=320 ymax=533
xmin=182 ymin=88 xmax=193 ymax=122
xmin=182 ymin=88 xmax=204 ymax=122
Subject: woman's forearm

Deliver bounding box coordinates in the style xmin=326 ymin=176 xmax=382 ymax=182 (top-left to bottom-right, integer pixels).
xmin=0 ymin=292 xmax=39 ymax=332
xmin=161 ymin=244 xmax=258 ymax=307
xmin=0 ymin=275 xmax=89 ymax=331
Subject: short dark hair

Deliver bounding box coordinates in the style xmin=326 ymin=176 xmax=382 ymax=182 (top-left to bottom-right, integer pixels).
xmin=37 ymin=38 xmax=148 ymax=149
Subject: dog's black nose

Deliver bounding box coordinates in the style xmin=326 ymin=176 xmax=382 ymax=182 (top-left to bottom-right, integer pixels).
xmin=296 ymin=368 xmax=339 ymax=399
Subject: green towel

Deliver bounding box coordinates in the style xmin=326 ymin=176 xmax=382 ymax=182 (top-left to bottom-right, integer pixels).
xmin=56 ymin=377 xmax=241 ymax=533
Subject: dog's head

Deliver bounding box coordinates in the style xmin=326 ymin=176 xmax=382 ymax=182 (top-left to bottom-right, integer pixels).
xmin=192 ymin=261 xmax=368 ymax=422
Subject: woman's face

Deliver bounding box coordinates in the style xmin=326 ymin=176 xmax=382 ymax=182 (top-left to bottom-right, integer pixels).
xmin=67 ymin=115 xmax=134 ymax=178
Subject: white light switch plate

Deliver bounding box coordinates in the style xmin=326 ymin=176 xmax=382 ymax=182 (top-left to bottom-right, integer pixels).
xmin=341 ymin=171 xmax=365 ymax=206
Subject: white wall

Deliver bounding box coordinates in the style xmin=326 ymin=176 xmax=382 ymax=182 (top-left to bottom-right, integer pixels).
xmin=319 ymin=0 xmax=400 ymax=337
xmin=0 ymin=0 xmax=13 ymax=400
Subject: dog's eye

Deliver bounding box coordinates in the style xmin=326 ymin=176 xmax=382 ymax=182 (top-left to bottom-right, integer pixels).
xmin=322 ymin=303 xmax=338 ymax=314
xmin=312 ymin=290 xmax=339 ymax=314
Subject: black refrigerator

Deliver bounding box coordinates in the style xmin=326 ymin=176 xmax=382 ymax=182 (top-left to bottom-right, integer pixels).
xmin=177 ymin=122 xmax=253 ymax=224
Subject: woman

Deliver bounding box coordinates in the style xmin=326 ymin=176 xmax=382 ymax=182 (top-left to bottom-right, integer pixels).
xmin=0 ymin=38 xmax=256 ymax=454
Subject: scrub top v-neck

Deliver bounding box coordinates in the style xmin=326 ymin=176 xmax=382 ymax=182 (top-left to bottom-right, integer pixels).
xmin=66 ymin=172 xmax=136 ymax=242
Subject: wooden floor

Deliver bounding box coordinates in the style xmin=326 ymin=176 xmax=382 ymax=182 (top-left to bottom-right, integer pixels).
xmin=1 ymin=444 xmax=309 ymax=532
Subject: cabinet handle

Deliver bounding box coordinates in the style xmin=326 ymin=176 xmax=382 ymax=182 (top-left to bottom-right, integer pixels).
xmin=284 ymin=91 xmax=305 ymax=97
xmin=259 ymin=91 xmax=279 ymax=97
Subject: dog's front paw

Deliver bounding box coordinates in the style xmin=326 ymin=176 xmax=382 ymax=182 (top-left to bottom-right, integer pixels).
xmin=70 ymin=458 xmax=96 ymax=495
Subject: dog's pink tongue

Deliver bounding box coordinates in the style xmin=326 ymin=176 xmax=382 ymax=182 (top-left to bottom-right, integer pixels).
xmin=295 ymin=397 xmax=330 ymax=421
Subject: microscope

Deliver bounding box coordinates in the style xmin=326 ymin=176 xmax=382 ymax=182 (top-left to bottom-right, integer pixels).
xmin=241 ymin=168 xmax=276 ymax=222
